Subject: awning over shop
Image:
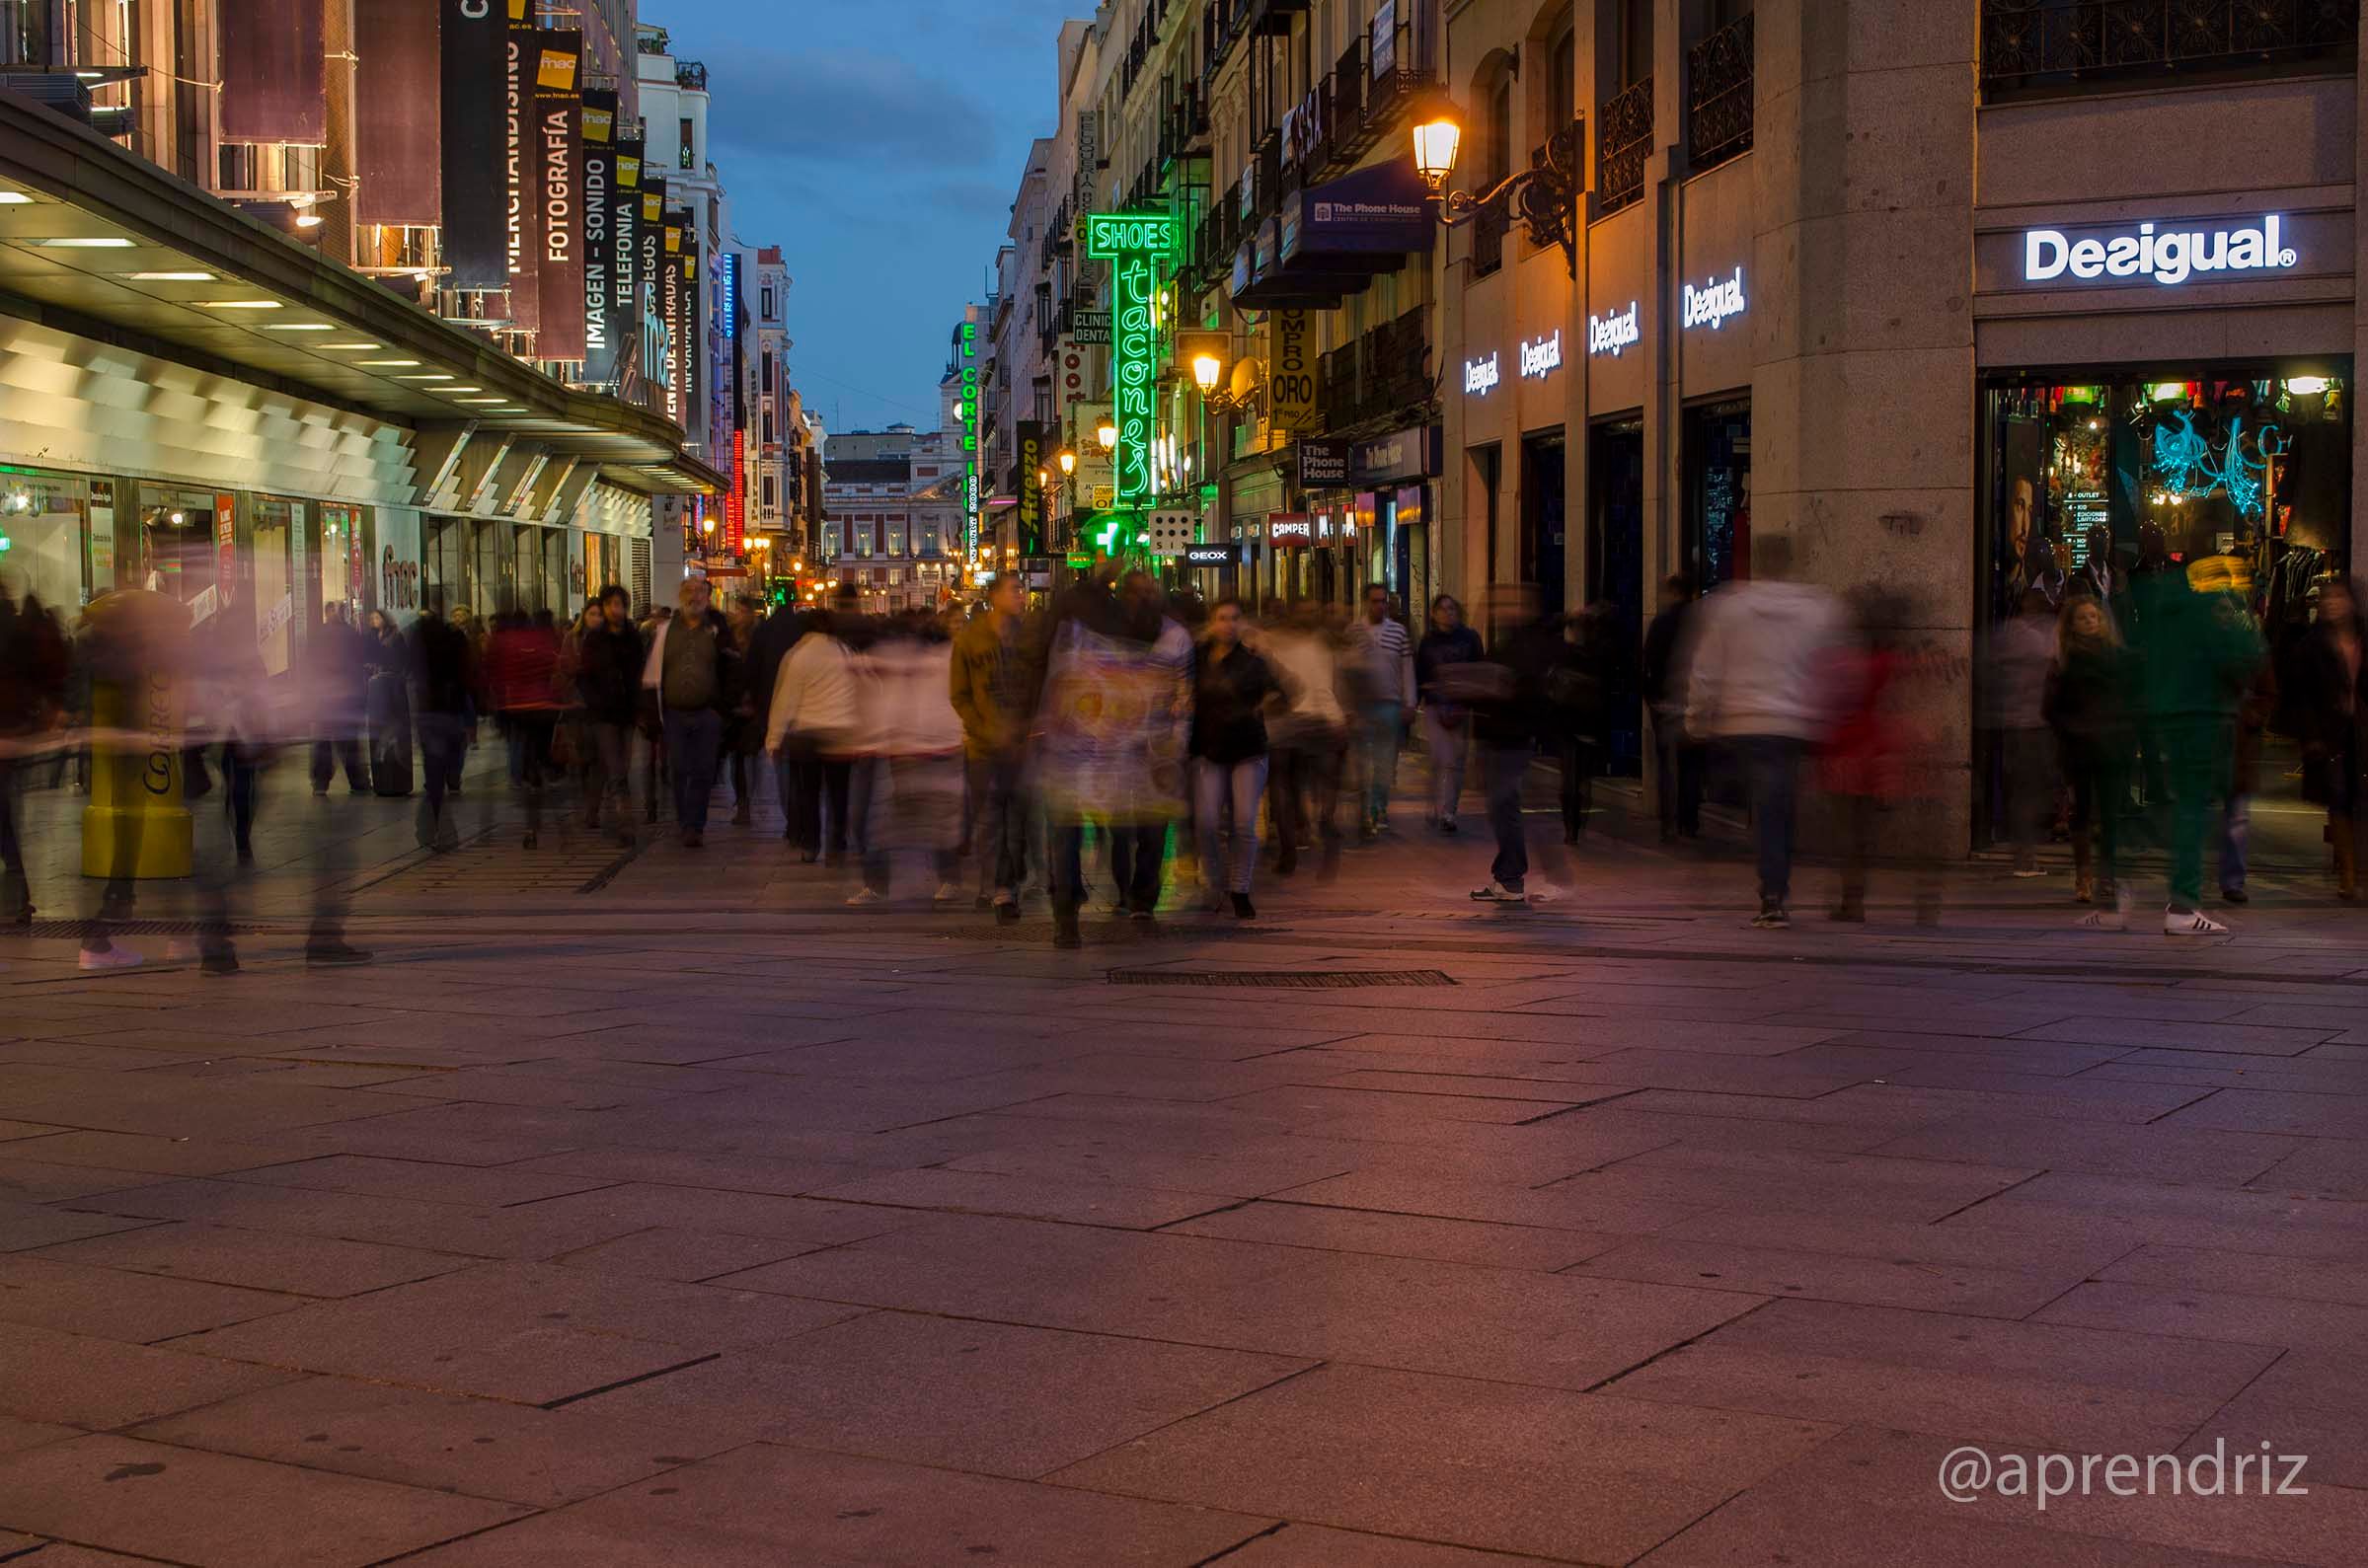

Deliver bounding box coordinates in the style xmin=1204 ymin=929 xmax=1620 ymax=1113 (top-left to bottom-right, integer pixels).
xmin=1234 ymin=158 xmax=1435 ymax=309
xmin=0 ymin=88 xmax=721 ymax=502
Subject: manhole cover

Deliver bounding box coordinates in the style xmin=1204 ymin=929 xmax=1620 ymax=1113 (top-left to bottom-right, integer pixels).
xmin=1105 ymin=968 xmax=1458 ymax=988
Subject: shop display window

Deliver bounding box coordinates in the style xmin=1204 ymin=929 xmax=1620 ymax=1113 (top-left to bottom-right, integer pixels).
xmin=1981 ymin=371 xmax=2351 ymax=627
xmin=253 ymin=497 xmax=298 ymax=677
xmin=0 ymin=471 xmax=90 ymax=612
xmin=138 ymin=486 xmax=222 ymax=622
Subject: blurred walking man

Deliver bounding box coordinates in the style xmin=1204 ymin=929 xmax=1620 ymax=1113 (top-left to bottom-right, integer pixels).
xmin=1684 ymin=538 xmax=1842 ymax=928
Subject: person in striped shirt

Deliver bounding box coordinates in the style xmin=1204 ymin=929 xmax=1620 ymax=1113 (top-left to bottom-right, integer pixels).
xmin=1347 ymin=584 xmax=1416 ymax=838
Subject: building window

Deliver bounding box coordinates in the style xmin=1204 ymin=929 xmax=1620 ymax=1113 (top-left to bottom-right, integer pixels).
xmin=762 ymin=474 xmax=777 ymax=510
xmin=1980 ymin=0 xmax=2356 ymax=102
xmin=761 ymin=285 xmax=776 ymax=319
xmin=679 ymin=117 xmax=697 ymax=168
xmin=1608 ymin=0 xmax=1652 ymax=89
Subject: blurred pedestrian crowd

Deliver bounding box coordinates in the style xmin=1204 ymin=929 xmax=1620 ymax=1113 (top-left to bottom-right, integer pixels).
xmin=2 ymin=529 xmax=2363 ymax=964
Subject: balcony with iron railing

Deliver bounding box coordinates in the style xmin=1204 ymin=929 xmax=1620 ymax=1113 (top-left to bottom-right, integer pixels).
xmin=1980 ymin=0 xmax=2358 ymax=99
xmin=1687 ymin=12 xmax=1753 ymax=170
xmin=1596 ymin=76 xmax=1653 ymax=217
xmin=1317 ymin=306 xmax=1432 ymax=431
xmin=1363 ymin=13 xmax=1436 ymax=128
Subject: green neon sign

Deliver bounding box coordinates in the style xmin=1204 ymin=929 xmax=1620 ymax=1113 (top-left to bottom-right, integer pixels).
xmin=1085 ymin=211 xmax=1180 ymax=510
xmin=960 ymin=320 xmax=981 ymax=558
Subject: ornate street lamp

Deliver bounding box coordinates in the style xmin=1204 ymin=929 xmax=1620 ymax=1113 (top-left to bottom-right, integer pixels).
xmin=1410 ymin=97 xmax=1580 ymax=277
xmin=1057 ymin=448 xmax=1077 ymax=478
xmin=1096 ymin=416 xmax=1117 ymax=452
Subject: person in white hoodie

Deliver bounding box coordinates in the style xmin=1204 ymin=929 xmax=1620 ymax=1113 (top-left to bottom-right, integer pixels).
xmin=1683 ymin=537 xmax=1844 ymax=928
xmin=765 ymin=603 xmax=860 ymax=864
xmin=843 ymin=611 xmax=966 ymax=905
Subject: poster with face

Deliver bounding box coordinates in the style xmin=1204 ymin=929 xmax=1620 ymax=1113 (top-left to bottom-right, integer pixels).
xmin=1996 ymin=416 xmax=2057 ymax=619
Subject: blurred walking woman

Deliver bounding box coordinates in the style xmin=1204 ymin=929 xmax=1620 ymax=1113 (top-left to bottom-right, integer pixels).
xmin=2298 ymin=576 xmax=2368 ymax=900
xmin=1414 ymin=594 xmax=1483 ymax=832
xmin=1190 ymin=600 xmax=1278 ymax=918
xmin=2046 ymin=594 xmax=2137 ymax=927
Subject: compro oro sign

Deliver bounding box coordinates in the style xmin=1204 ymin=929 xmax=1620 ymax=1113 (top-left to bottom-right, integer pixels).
xmin=2024 ymin=215 xmax=2298 ymax=287
xmin=1681 ymin=268 xmax=1746 ymax=332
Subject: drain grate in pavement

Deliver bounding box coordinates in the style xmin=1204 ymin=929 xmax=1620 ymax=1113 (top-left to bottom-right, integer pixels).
xmin=13 ymin=919 xmax=268 ymax=939
xmin=1106 ymin=968 xmax=1458 ymax=988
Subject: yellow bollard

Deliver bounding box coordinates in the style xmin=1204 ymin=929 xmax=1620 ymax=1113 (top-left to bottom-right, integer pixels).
xmin=81 ymin=589 xmax=192 ymax=880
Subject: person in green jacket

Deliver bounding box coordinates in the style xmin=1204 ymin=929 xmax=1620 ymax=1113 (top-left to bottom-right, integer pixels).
xmin=2126 ymin=558 xmax=2264 ymax=935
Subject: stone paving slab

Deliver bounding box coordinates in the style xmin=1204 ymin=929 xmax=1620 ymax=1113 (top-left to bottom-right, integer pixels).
xmin=6 ymin=801 xmax=2368 ymax=1561
xmin=399 ymin=1441 xmax=1275 ymax=1566
xmin=0 ymin=1432 xmax=527 ymax=1565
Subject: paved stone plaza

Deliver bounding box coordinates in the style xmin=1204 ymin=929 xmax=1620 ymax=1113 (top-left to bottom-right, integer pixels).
xmin=1 ymin=780 xmax=2366 ymax=1565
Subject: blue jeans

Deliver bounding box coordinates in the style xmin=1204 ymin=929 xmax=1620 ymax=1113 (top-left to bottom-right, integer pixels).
xmin=1739 ymin=735 xmax=1804 ymax=906
xmin=1481 ymin=744 xmax=1530 ymax=892
xmin=1193 ymin=756 xmax=1268 ymax=894
xmin=1359 ymin=701 xmax=1402 ymax=824
xmin=662 ymin=707 xmax=723 ymax=832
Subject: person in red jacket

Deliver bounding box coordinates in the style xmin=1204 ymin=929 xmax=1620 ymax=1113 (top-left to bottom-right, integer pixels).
xmin=1819 ymin=589 xmax=1943 ymax=925
xmin=482 ymin=608 xmax=564 ymax=848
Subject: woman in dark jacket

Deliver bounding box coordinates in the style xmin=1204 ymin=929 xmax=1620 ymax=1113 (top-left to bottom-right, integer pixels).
xmin=574 ymin=584 xmax=645 ymax=843
xmin=2046 ymin=593 xmax=2137 ymax=923
xmin=2295 ymin=576 xmax=2368 ymax=899
xmin=1414 ymin=594 xmax=1485 ymax=832
xmin=1189 ymin=599 xmax=1279 ymax=918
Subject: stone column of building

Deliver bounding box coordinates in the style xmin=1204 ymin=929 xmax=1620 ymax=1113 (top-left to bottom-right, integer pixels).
xmin=1754 ymin=0 xmax=1978 ymax=847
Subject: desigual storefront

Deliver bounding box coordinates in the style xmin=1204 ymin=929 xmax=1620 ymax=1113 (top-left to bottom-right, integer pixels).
xmin=1970 ymin=78 xmax=2363 ymax=856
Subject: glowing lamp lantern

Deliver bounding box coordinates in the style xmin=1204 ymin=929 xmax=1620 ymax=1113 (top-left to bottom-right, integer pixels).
xmin=1057 ymin=448 xmax=1077 ymax=477
xmin=1097 ymin=417 xmax=1117 ymax=452
xmin=1191 ymin=353 xmax=1223 ymax=396
xmin=1412 ymin=111 xmax=1463 ymax=192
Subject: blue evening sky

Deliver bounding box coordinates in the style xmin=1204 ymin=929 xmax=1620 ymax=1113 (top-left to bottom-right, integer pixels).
xmin=662 ymin=0 xmax=1082 ymax=436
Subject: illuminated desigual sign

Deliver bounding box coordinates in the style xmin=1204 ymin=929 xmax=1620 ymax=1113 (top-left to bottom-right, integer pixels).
xmin=1681 ymin=267 xmax=1746 ymax=331
xmin=1588 ymin=302 xmax=1639 ymax=357
xmin=1518 ymin=330 xmax=1562 ymax=380
xmin=1084 ymin=211 xmax=1181 ymax=508
xmin=1462 ymin=351 xmax=1499 ymax=396
xmin=2024 ymin=216 xmax=2296 ymax=287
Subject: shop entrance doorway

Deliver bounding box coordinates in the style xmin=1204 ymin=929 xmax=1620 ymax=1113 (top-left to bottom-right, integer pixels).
xmin=1684 ymin=398 xmax=1751 ymax=588
xmin=1520 ymin=428 xmax=1566 ymax=619
xmin=1588 ymin=416 xmax=1647 ymax=777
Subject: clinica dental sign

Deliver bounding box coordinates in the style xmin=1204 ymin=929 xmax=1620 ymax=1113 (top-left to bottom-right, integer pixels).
xmin=1588 ymin=303 xmax=1639 ymax=358
xmin=1681 ymin=268 xmax=1746 ymax=331
xmin=2024 ymin=216 xmax=2297 ymax=287
xmin=1463 ymin=351 xmax=1500 ymax=396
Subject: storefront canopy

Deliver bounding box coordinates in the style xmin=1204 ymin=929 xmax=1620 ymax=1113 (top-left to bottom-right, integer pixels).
xmin=0 ymin=89 xmax=721 ymax=500
xmin=1234 ymin=157 xmax=1434 ymax=309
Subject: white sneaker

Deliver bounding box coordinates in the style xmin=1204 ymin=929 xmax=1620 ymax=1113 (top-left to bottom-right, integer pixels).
xmin=2165 ymin=905 xmax=2230 ymax=936
xmin=78 ymin=945 xmax=142 ymax=972
xmin=844 ymin=887 xmax=885 ymax=907
xmin=933 ymin=882 xmax=963 ymax=903
xmin=1470 ymin=882 xmax=1524 ymax=903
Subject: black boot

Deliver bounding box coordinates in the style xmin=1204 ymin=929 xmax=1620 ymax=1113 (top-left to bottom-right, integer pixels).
xmin=1052 ymin=902 xmax=1082 ymax=950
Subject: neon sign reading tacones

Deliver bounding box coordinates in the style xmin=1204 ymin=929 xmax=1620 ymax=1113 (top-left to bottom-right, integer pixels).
xmin=1085 ymin=212 xmax=1180 ymax=508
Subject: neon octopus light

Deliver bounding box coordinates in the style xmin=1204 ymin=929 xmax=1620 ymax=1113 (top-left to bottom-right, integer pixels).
xmin=2148 ymin=409 xmax=2280 ymax=518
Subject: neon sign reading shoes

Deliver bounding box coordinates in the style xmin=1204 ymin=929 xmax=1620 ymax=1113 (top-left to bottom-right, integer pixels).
xmin=1681 ymin=268 xmax=1746 ymax=331
xmin=1085 ymin=212 xmax=1181 ymax=508
xmin=2024 ymin=216 xmax=2296 ymax=286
